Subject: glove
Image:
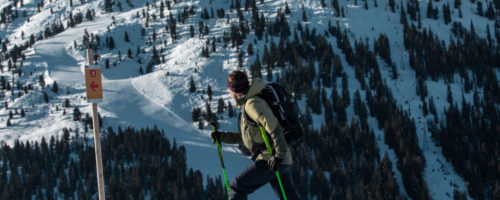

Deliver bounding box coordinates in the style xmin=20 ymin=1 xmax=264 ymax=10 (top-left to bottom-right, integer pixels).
xmin=211 ymin=130 xmax=221 ymax=144
xmin=267 ymin=156 xmax=283 ymax=172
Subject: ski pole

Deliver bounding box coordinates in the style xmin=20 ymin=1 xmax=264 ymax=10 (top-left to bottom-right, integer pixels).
xmin=211 ymin=124 xmax=231 ymax=199
xmin=259 ymin=126 xmax=287 ymax=200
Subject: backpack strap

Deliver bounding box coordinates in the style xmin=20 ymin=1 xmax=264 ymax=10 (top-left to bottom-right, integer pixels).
xmin=242 ymin=104 xmax=259 ymax=127
xmin=241 ymin=100 xmax=274 ymax=161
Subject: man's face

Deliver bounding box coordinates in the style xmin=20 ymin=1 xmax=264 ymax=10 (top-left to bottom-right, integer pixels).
xmin=229 ymin=88 xmax=243 ymax=100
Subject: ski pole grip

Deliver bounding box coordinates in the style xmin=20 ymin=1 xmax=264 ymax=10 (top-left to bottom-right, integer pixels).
xmin=259 ymin=126 xmax=287 ymax=200
xmin=212 ymin=125 xmax=226 ymax=169
xmin=211 ymin=125 xmax=231 ymax=199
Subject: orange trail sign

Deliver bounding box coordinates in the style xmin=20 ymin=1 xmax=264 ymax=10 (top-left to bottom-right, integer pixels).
xmin=85 ymin=65 xmax=103 ymax=101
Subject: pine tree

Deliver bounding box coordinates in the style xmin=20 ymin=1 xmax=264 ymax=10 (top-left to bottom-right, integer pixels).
xmin=454 ymin=0 xmax=461 ymax=8
xmin=124 ymin=31 xmax=129 ymax=42
xmin=192 ymin=107 xmax=200 ymax=122
xmin=207 ymin=84 xmax=213 ymax=101
xmin=169 ymin=13 xmax=177 ymax=40
xmin=139 ymin=66 xmax=144 ymax=75
xmin=418 ymin=10 xmax=422 ymax=29
xmin=198 ymin=119 xmax=204 ymax=129
xmin=105 ymin=58 xmax=110 ymax=69
xmin=85 ymin=9 xmax=94 ymax=21
xmin=302 ymin=7 xmax=307 ymax=21
xmin=263 ymin=45 xmax=271 ymax=67
xmin=389 ymin=0 xmax=395 ymax=12
xmin=285 ymin=2 xmax=291 ymax=14
xmin=422 ymin=100 xmax=428 ymax=116
xmin=447 ymin=85 xmax=453 ymax=104
xmin=333 ymin=54 xmax=343 ymax=77
xmin=217 ymin=98 xmax=225 ymax=114
xmin=127 ymin=48 xmax=133 ymax=58
xmin=250 ymin=56 xmax=262 ymax=78
xmin=247 ymin=43 xmax=254 ymax=56
xmin=0 ymin=76 xmax=5 ymax=90
xmin=227 ymin=101 xmax=234 ymax=118
xmin=6 ymin=119 xmax=10 ymax=127
xmin=485 ymin=2 xmax=496 ymax=20
xmin=43 ymin=92 xmax=49 ymax=103
xmin=342 ymin=72 xmax=350 ymax=106
xmin=426 ymin=0 xmax=434 ymax=19
xmin=453 ymin=190 xmax=467 ymax=200
xmin=477 ymin=1 xmax=484 ymax=16
xmin=60 ymin=100 xmax=69 ymax=110
xmin=20 ymin=109 xmax=25 ymax=117
xmin=307 ymin=89 xmax=322 ymax=114
xmin=73 ymin=107 xmax=81 ymax=121
xmin=353 ymin=90 xmax=364 ymax=118
xmin=202 ymin=8 xmax=210 ymax=19
xmin=108 ymin=36 xmax=115 ymax=49
xmin=205 ymin=100 xmax=214 ymax=122
xmin=145 ymin=61 xmax=154 ymax=74
xmin=152 ymin=46 xmax=160 ymax=64
xmin=39 ymin=75 xmax=45 ymax=89
xmin=190 ymin=25 xmax=195 ymax=37
xmin=212 ymin=38 xmax=216 ymax=52
xmin=52 ymin=81 xmax=58 ymax=93
xmin=104 ymin=0 xmax=113 ymax=12
xmin=189 ymin=76 xmax=196 ymax=93
xmin=134 ymin=46 xmax=141 ymax=57
xmin=443 ymin=3 xmax=451 ymax=24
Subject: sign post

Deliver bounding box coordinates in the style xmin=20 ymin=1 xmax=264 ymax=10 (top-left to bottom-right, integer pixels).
xmin=85 ymin=66 xmax=103 ymax=100
xmin=85 ymin=49 xmax=106 ymax=200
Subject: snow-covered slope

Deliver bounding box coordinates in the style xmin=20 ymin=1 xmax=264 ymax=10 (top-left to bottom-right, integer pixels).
xmin=1 ymin=0 xmax=497 ymax=199
xmin=0 ymin=0 xmax=276 ymax=198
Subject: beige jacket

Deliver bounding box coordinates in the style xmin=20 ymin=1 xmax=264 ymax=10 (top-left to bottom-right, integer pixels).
xmin=220 ymin=78 xmax=292 ymax=165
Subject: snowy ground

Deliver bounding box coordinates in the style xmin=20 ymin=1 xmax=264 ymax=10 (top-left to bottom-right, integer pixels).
xmin=0 ymin=1 xmax=275 ymax=198
xmin=1 ymin=0 xmax=497 ymax=199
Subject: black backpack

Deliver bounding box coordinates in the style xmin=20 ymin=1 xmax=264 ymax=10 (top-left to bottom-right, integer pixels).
xmin=243 ymin=82 xmax=304 ymax=146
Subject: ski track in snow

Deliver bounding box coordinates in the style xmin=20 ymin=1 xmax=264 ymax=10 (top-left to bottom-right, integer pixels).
xmin=2 ymin=7 xmax=275 ymax=198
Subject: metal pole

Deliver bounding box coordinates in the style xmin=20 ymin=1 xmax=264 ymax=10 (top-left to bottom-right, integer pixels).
xmin=212 ymin=125 xmax=231 ymax=199
xmin=259 ymin=126 xmax=287 ymax=200
xmin=87 ymin=49 xmax=106 ymax=200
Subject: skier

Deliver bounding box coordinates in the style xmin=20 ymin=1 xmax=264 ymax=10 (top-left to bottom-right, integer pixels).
xmin=211 ymin=70 xmax=300 ymax=200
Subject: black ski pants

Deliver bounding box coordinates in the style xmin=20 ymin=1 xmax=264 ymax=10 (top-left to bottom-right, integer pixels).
xmin=229 ymin=159 xmax=300 ymax=200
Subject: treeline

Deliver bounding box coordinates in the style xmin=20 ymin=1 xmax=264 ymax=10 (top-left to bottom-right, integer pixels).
xmin=399 ymin=2 xmax=500 ymax=198
xmin=86 ymin=0 xmax=199 ymax=74
xmin=0 ymin=126 xmax=226 ymax=200
xmin=403 ymin=21 xmax=500 ymax=87
xmin=0 ymin=3 xmax=98 ymax=121
xmin=292 ymin=117 xmax=403 ymax=199
xmin=2 ymin=6 xmax=96 ymax=64
xmin=430 ymin=93 xmax=500 ymax=199
xmin=400 ymin=0 xmax=500 ymax=106
xmin=190 ymin=1 xmax=431 ymax=199
xmin=275 ymin=15 xmax=429 ymax=199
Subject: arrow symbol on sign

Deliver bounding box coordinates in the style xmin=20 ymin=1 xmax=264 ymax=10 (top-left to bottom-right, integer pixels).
xmin=90 ymin=81 xmax=99 ymax=91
